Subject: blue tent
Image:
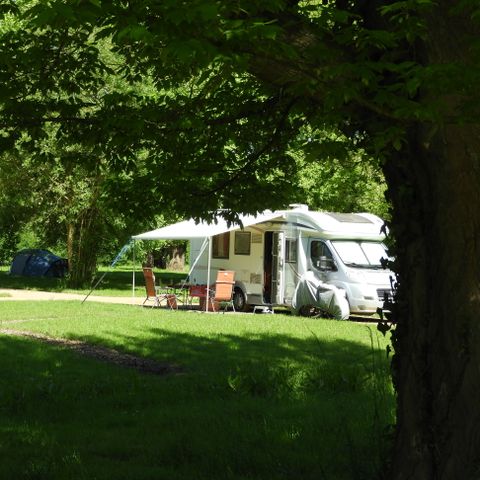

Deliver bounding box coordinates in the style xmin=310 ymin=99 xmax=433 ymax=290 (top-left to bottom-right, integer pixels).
xmin=10 ymin=249 xmax=68 ymax=278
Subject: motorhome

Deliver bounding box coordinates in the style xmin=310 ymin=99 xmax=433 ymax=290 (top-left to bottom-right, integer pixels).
xmin=186 ymin=205 xmax=394 ymax=316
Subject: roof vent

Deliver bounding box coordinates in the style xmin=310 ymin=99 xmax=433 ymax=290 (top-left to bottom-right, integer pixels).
xmin=289 ymin=204 xmax=309 ymax=211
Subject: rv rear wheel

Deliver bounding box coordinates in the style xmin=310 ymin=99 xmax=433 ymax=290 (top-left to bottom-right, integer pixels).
xmin=299 ymin=305 xmax=329 ymax=318
xmin=298 ymin=305 xmax=318 ymax=317
xmin=233 ymin=288 xmax=247 ymax=312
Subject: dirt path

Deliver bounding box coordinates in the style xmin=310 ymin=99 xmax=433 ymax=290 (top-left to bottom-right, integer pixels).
xmin=0 ymin=328 xmax=183 ymax=376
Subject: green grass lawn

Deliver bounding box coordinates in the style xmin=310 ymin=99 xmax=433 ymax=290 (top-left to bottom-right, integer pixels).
xmin=0 ymin=300 xmax=395 ymax=480
xmin=0 ymin=265 xmax=188 ymax=297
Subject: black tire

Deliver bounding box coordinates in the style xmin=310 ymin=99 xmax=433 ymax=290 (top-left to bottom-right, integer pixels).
xmin=298 ymin=305 xmax=333 ymax=318
xmin=298 ymin=305 xmax=318 ymax=317
xmin=233 ymin=287 xmax=247 ymax=312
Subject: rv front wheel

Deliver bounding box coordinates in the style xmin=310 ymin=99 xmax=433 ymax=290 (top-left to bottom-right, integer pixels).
xmin=233 ymin=288 xmax=247 ymax=312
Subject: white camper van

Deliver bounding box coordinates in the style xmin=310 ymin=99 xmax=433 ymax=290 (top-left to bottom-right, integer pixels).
xmin=186 ymin=205 xmax=393 ymax=316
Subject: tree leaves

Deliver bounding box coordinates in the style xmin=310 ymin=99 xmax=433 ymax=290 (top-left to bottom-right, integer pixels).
xmin=3 ymin=0 xmax=469 ymax=225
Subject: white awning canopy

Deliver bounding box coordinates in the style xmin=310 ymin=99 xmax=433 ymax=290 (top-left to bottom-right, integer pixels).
xmin=132 ymin=211 xmax=284 ymax=241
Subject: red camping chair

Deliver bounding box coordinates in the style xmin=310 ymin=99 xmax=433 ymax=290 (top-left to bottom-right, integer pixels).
xmin=209 ymin=270 xmax=236 ymax=313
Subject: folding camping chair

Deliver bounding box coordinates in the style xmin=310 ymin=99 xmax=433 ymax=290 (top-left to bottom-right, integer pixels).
xmin=208 ymin=270 xmax=236 ymax=313
xmin=142 ymin=267 xmax=177 ymax=309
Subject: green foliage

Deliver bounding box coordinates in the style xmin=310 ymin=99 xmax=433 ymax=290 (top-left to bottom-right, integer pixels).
xmin=1 ymin=0 xmax=476 ymax=165
xmin=0 ymin=0 xmax=400 ymax=269
xmin=288 ymin=128 xmax=389 ymax=217
xmin=296 ymin=157 xmax=388 ymax=217
xmin=0 ymin=23 xmax=186 ymax=280
xmin=0 ymin=151 xmax=35 ymax=263
xmin=0 ymin=0 xmax=391 ymax=224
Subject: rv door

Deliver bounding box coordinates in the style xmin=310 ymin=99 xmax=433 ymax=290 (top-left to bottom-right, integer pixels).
xmin=271 ymin=232 xmax=284 ymax=304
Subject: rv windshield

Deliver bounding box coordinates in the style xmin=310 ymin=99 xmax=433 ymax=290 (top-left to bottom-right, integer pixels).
xmin=331 ymin=241 xmax=389 ymax=269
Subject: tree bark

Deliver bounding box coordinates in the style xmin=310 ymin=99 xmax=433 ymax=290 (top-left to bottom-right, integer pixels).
xmin=385 ymin=123 xmax=480 ymax=480
xmin=66 ymin=207 xmax=100 ymax=288
xmin=385 ymin=4 xmax=480 ymax=477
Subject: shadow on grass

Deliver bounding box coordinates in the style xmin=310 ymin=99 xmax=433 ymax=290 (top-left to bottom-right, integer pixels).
xmin=0 ymin=324 xmax=395 ymax=480
xmin=0 ymin=270 xmax=68 ymax=292
xmin=85 ymin=325 xmax=385 ymax=385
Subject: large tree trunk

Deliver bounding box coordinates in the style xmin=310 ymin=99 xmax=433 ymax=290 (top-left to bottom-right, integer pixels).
xmin=385 ymin=5 xmax=480 ymax=475
xmin=386 ymin=123 xmax=480 ymax=479
xmin=66 ymin=207 xmax=101 ymax=288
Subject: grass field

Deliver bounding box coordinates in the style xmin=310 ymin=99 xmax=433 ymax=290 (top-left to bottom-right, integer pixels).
xmin=0 ymin=265 xmax=187 ymax=297
xmin=0 ymin=299 xmax=395 ymax=480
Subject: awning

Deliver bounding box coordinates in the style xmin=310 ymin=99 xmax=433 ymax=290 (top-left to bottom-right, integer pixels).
xmin=132 ymin=211 xmax=284 ymax=241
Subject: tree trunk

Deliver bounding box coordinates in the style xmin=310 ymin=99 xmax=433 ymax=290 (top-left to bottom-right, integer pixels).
xmin=66 ymin=207 xmax=100 ymax=288
xmin=385 ymin=119 xmax=480 ymax=479
xmin=384 ymin=3 xmax=480 ymax=473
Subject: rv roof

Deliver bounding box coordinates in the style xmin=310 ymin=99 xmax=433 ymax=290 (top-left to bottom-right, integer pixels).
xmin=326 ymin=212 xmax=373 ymax=224
xmin=133 ymin=209 xmax=385 ymax=242
xmin=284 ymin=210 xmax=385 ymax=240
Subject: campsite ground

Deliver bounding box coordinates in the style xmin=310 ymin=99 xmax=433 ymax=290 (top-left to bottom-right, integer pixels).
xmin=0 ymin=288 xmax=144 ymax=304
xmin=0 ymin=299 xmax=395 ymax=480
xmin=0 ymin=268 xmax=394 ymax=479
xmin=0 ymin=265 xmax=187 ymax=299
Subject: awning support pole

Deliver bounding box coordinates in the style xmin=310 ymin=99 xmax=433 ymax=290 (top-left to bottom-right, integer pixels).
xmin=206 ymin=236 xmax=212 ymax=312
xmin=132 ymin=239 xmax=136 ymax=299
xmin=82 ymin=241 xmax=132 ymax=304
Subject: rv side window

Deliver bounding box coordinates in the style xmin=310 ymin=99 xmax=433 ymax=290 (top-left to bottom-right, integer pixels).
xmin=311 ymin=241 xmax=334 ymax=270
xmin=285 ymin=239 xmax=297 ymax=263
xmin=234 ymin=231 xmax=251 ymax=255
xmin=212 ymin=232 xmax=230 ymax=259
